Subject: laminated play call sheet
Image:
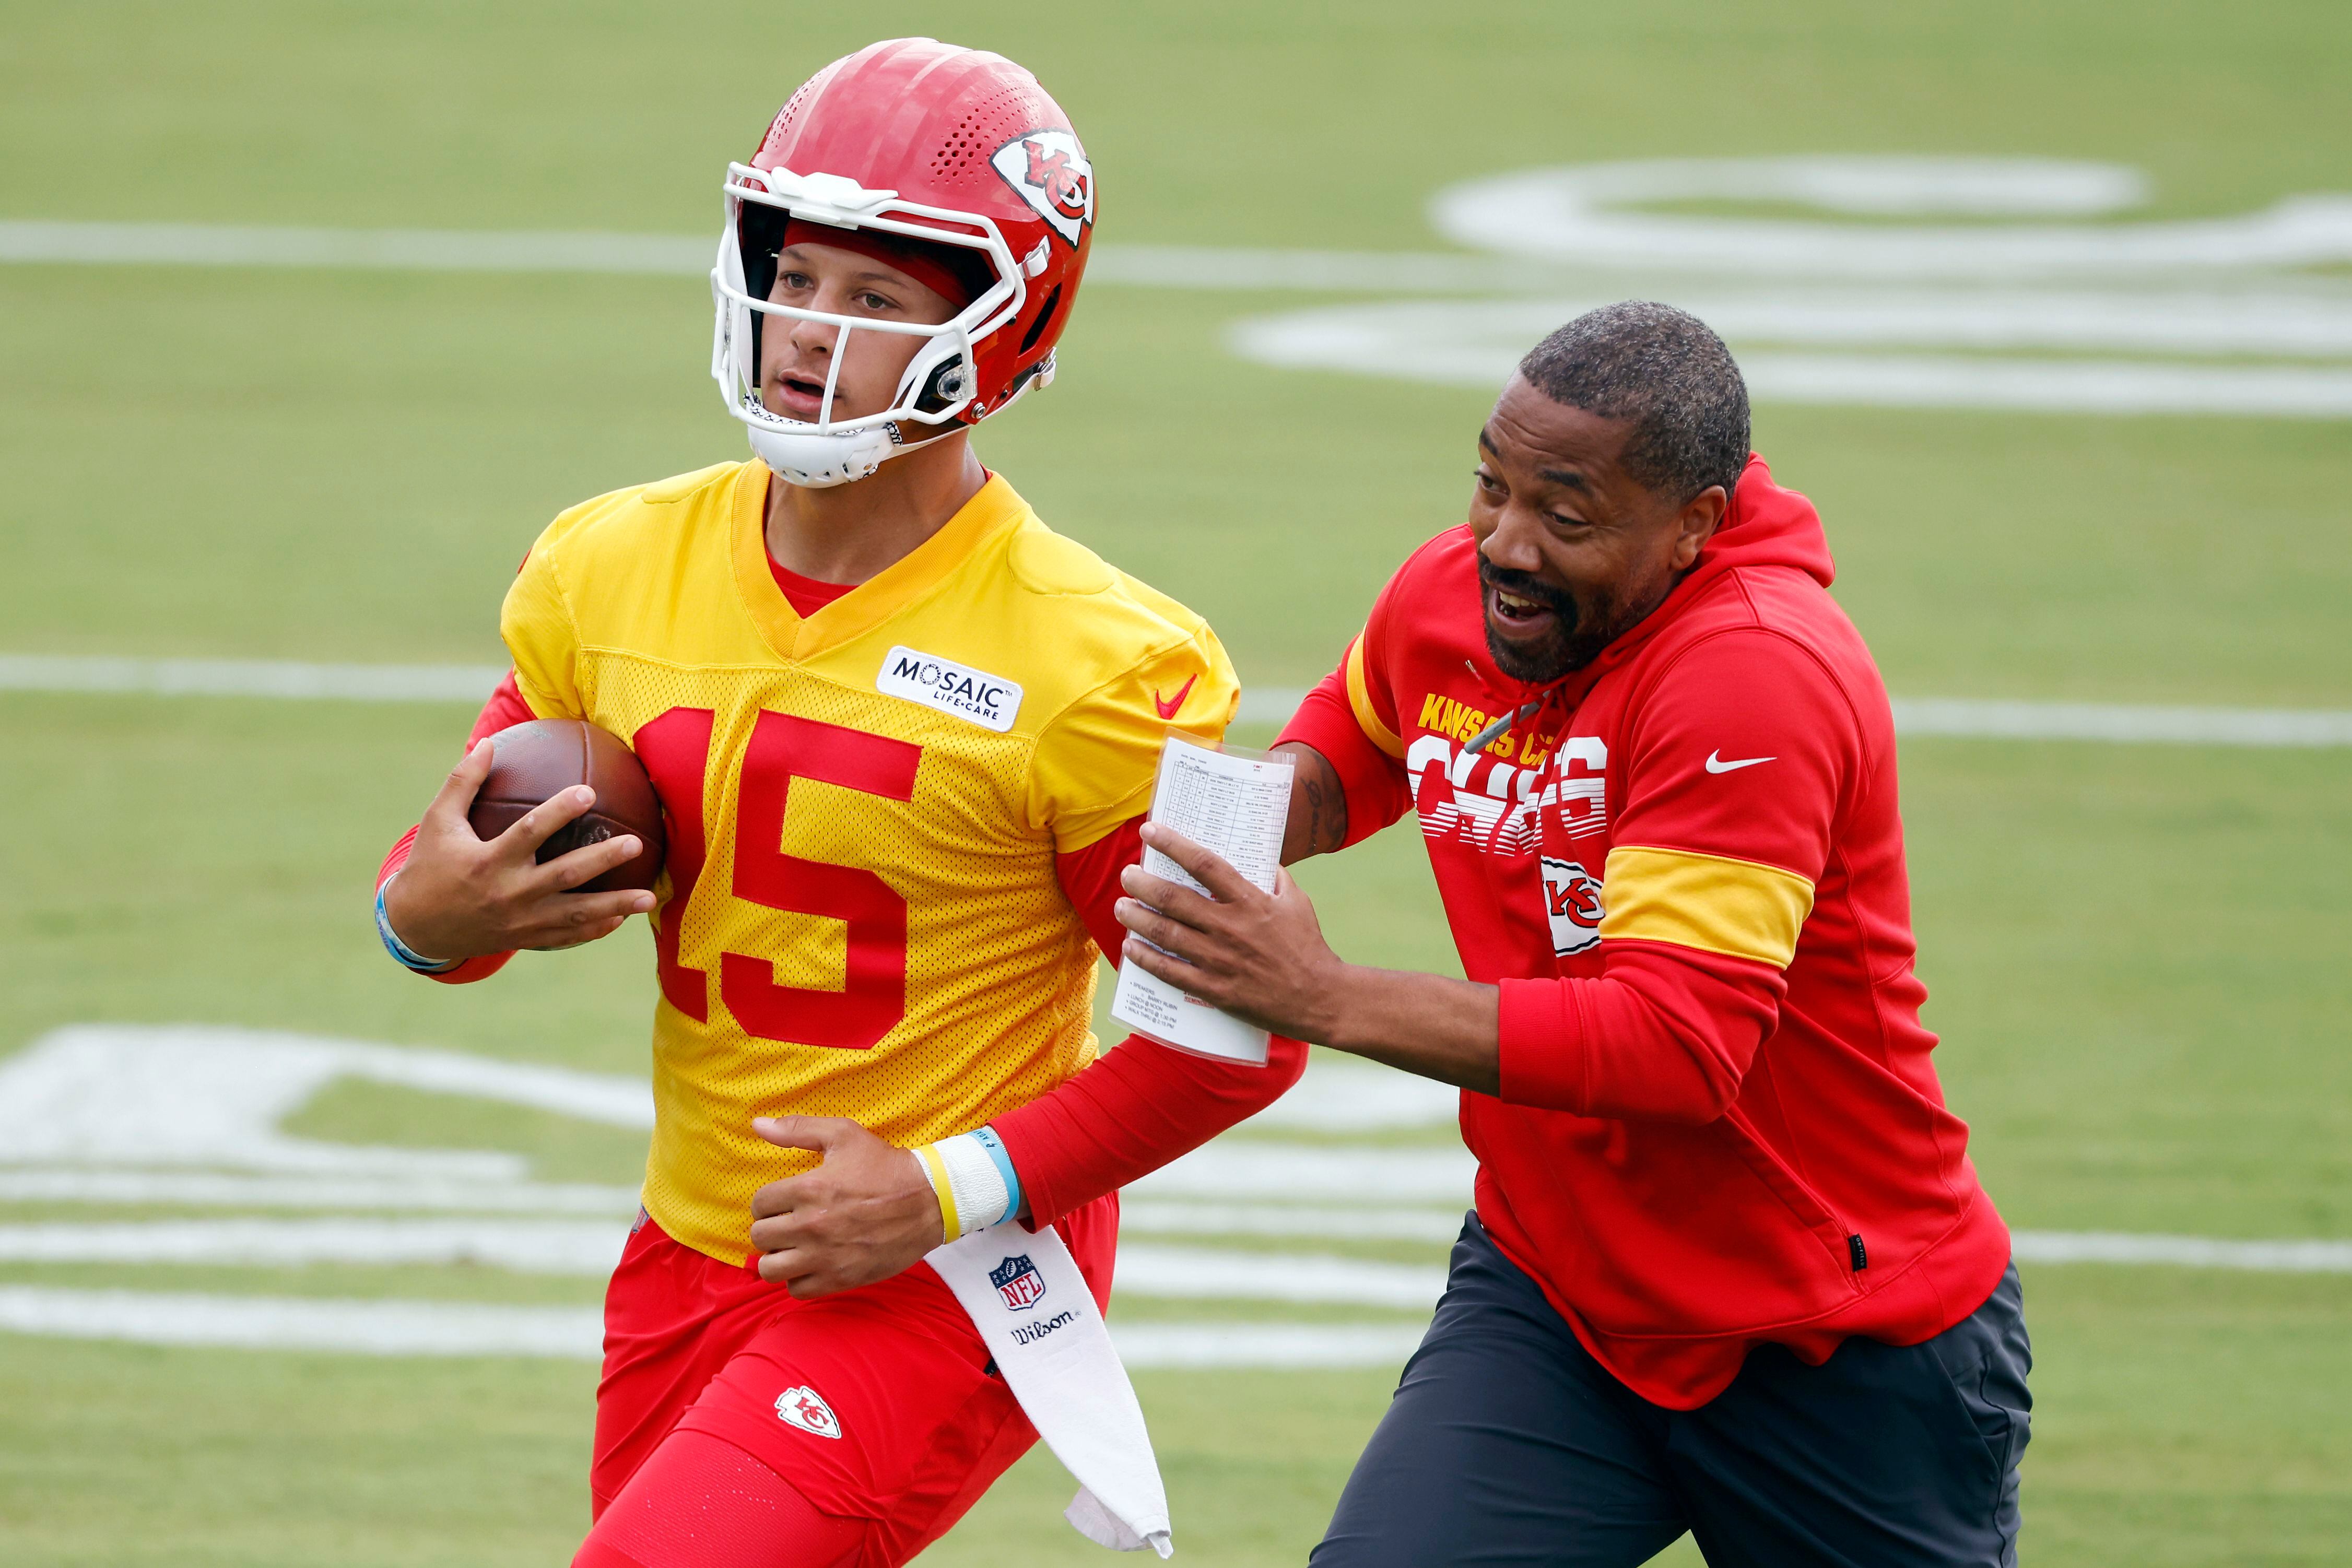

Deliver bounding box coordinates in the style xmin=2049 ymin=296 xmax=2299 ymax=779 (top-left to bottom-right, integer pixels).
xmin=1110 ymin=735 xmax=1295 ymax=1065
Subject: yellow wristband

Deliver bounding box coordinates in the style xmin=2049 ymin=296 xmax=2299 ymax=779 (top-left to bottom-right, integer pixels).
xmin=914 ymin=1142 xmax=961 ymax=1240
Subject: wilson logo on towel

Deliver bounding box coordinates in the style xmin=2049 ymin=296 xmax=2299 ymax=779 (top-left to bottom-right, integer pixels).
xmin=990 ymin=1253 xmax=1048 ymax=1311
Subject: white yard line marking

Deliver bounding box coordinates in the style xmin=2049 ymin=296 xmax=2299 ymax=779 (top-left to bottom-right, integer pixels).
xmin=5 ymin=655 xmax=2347 ymax=746
xmin=13 ymin=1212 xmax=2342 ymax=1285
xmin=1427 ymin=158 xmax=2352 ymax=279
xmin=18 ymin=161 xmax=2352 ymax=423
xmin=14 ymin=197 xmax=2352 ymax=291
xmin=0 ymin=1285 xmax=605 ymax=1359
xmin=1131 ymin=1141 xmax=1478 ymax=1204
xmin=2008 ymin=1231 xmax=2352 ymax=1272
xmin=1241 ymin=1059 xmax=1463 ymax=1129
xmin=1122 ymin=1202 xmax=1471 ymax=1244
xmin=1 ymin=1233 xmax=2342 ymax=1369
xmin=0 ymin=1024 xmax=648 ymax=1176
xmin=0 ymin=654 xmax=509 ymax=703
xmin=0 ymin=222 xmax=712 ymax=276
xmin=0 ymin=1218 xmax=630 ymax=1275
xmin=0 ymin=221 xmax=1521 ymax=289
xmin=0 ymin=1168 xmax=643 ymax=1215
xmin=0 ymin=1218 xmax=1448 ymax=1305
xmin=1885 ymin=698 xmax=2352 ymax=747
xmin=1116 ymin=1246 xmax=1443 ymax=1308
xmin=1108 ymin=1322 xmax=1429 ymax=1369
xmin=1231 ymin=298 xmax=2352 ymax=418
xmin=0 ymin=1284 xmax=1425 ymax=1368
xmin=4 ymin=1023 xmax=2347 ymax=1378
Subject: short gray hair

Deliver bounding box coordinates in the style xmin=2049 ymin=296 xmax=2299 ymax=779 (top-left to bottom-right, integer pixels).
xmin=1516 ymin=302 xmax=1750 ymax=501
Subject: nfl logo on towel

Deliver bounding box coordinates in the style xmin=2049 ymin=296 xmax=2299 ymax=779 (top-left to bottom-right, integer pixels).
xmin=990 ymin=1253 xmax=1047 ymax=1311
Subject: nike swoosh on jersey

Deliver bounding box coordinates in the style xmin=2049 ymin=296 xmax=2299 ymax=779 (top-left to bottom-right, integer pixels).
xmin=1152 ymin=674 xmax=1199 ymax=720
xmin=1704 ymin=750 xmax=1776 ymax=774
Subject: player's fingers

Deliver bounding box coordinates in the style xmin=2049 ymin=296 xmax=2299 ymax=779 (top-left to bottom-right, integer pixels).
xmin=530 ymin=888 xmax=654 ymax=932
xmin=531 ymin=833 xmax=651 ymax=894
xmin=784 ymin=1271 xmax=844 ymax=1301
xmin=746 ymin=1174 xmax=828 ymax=1226
xmin=492 ymin=784 xmax=597 ymax=862
xmin=422 ymin=739 xmax=497 ymax=829
xmin=751 ymin=1115 xmax=855 ymax=1154
xmin=747 ymin=1209 xmax=804 ymax=1252
xmin=1139 ymin=823 xmax=1256 ymax=902
xmin=748 ymin=1178 xmax=797 ymax=1222
xmin=756 ymin=1246 xmax=814 ymax=1285
xmin=520 ymin=914 xmax=631 ymax=951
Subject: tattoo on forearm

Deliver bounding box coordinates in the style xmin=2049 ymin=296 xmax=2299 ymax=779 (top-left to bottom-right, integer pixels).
xmin=1276 ymin=742 xmax=1347 ymax=862
xmin=1304 ymin=775 xmax=1344 ymax=854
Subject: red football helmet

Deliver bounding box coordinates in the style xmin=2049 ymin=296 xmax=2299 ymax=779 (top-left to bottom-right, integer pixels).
xmin=710 ymin=38 xmax=1096 ymax=487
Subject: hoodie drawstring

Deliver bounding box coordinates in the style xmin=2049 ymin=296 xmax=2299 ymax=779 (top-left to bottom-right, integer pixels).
xmin=1466 ymin=679 xmax=1574 ymax=760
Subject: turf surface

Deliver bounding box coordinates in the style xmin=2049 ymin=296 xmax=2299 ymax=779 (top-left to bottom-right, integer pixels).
xmin=3 ymin=2 xmax=2348 ymax=1563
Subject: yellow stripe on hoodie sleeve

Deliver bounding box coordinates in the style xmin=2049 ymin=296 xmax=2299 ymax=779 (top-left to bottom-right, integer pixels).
xmin=1344 ymin=634 xmax=1406 ymax=759
xmin=1599 ymin=845 xmax=1817 ymax=969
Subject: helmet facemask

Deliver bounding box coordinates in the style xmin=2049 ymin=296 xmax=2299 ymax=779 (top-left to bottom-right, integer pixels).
xmin=711 ymin=165 xmax=1030 ymax=488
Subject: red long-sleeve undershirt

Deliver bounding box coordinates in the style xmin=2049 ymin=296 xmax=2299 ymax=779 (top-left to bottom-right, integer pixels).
xmin=991 ymin=820 xmax=1308 ymax=1225
xmin=379 ymin=666 xmax=1303 ymax=1226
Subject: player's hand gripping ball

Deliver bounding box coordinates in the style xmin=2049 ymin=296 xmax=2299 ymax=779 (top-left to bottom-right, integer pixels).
xmin=468 ymin=720 xmax=666 ymax=892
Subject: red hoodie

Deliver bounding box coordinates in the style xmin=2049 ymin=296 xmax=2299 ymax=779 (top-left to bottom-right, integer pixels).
xmin=1280 ymin=454 xmax=2010 ymax=1409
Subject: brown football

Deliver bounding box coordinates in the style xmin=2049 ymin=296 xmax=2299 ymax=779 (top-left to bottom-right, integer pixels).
xmin=468 ymin=719 xmax=666 ymax=893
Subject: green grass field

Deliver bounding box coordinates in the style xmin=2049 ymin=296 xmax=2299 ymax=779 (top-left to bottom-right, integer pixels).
xmin=4 ymin=2 xmax=2349 ymax=1563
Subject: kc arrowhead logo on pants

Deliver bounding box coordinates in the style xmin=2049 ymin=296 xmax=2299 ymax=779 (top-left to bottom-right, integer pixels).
xmin=773 ymin=1384 xmax=842 ymax=1439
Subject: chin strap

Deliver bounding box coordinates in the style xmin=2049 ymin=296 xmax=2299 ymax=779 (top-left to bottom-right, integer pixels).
xmin=746 ymin=419 xmax=960 ymax=489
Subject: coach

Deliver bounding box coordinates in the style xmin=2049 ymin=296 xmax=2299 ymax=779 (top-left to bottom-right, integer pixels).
xmin=1115 ymin=303 xmax=2029 ymax=1566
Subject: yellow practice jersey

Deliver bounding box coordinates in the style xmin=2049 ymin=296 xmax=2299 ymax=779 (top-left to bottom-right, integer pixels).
xmin=502 ymin=461 xmax=1237 ymax=1264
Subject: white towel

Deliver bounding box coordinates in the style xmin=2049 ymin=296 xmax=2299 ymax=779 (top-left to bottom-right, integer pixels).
xmin=928 ymin=1221 xmax=1174 ymax=1557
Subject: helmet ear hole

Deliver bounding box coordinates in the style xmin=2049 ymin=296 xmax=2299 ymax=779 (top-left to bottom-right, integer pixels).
xmin=913 ymin=353 xmax=971 ymax=414
xmin=739 ymin=203 xmax=789 ymax=301
xmin=738 ymin=202 xmax=790 ymax=376
xmin=1018 ymin=285 xmax=1064 ymax=356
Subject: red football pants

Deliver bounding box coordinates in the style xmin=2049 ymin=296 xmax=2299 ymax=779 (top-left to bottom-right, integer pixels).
xmin=585 ymin=1201 xmax=1117 ymax=1567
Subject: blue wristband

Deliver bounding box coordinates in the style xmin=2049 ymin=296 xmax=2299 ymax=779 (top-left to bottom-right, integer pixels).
xmin=376 ymin=875 xmax=460 ymax=974
xmin=970 ymin=1126 xmax=1023 ymax=1223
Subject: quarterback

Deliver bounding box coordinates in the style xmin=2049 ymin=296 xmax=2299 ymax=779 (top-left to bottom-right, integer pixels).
xmin=375 ymin=39 xmax=1304 ymax=1568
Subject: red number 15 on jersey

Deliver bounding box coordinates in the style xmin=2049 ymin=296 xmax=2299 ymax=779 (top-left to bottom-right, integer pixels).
xmin=634 ymin=708 xmax=922 ymax=1051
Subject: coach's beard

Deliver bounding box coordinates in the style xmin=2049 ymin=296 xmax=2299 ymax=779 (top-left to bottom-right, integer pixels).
xmin=1480 ymin=562 xmax=1614 ymax=683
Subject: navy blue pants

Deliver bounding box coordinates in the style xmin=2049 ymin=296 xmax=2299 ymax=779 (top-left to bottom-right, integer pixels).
xmin=1312 ymin=1216 xmax=2030 ymax=1567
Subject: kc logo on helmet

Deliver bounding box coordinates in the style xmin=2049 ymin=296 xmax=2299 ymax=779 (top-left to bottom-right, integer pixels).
xmin=992 ymin=129 xmax=1093 ymax=246
xmin=989 ymin=1253 xmax=1048 ymax=1311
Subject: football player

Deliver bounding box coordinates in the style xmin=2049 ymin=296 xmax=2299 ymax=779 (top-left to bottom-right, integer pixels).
xmin=374 ymin=38 xmax=1306 ymax=1568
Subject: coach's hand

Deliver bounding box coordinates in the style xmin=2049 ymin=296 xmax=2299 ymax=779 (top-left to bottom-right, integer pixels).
xmin=747 ymin=1116 xmax=945 ymax=1299
xmin=381 ymin=738 xmax=656 ymax=961
xmin=1114 ymin=823 xmax=1348 ymax=1043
